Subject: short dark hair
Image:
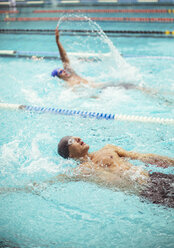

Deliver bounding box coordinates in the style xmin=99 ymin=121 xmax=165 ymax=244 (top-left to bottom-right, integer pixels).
xmin=57 ymin=136 xmax=72 ymax=159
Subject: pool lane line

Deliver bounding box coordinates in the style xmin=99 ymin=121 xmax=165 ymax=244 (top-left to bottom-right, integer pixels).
xmin=0 ymin=103 xmax=174 ymax=125
xmin=1 ymin=29 xmax=174 ymax=38
xmin=4 ymin=17 xmax=174 ymax=22
xmin=33 ymin=9 xmax=174 ymax=14
xmin=1 ymin=29 xmax=174 ymax=36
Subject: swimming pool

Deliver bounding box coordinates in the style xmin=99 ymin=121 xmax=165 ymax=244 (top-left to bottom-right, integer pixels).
xmin=0 ymin=4 xmax=174 ymax=248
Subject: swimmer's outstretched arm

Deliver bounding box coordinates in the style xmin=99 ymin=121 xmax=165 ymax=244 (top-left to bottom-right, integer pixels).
xmin=0 ymin=183 xmax=42 ymax=194
xmin=127 ymin=151 xmax=174 ymax=167
xmin=0 ymin=174 xmax=80 ymax=195
xmin=55 ymin=27 xmax=70 ymax=67
xmin=107 ymin=145 xmax=174 ymax=167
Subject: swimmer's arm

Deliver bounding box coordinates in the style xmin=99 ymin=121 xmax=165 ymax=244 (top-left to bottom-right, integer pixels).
xmin=106 ymin=145 xmax=174 ymax=167
xmin=0 ymin=174 xmax=80 ymax=195
xmin=44 ymin=173 xmax=81 ymax=184
xmin=122 ymin=151 xmax=174 ymax=167
xmin=0 ymin=182 xmax=44 ymax=195
xmin=89 ymin=82 xmax=106 ymax=88
xmin=0 ymin=182 xmax=46 ymax=195
xmin=33 ymin=173 xmax=81 ymax=188
xmin=89 ymin=82 xmax=118 ymax=89
xmin=0 ymin=186 xmax=26 ymax=194
xmin=138 ymin=153 xmax=174 ymax=167
xmin=55 ymin=28 xmax=70 ymax=67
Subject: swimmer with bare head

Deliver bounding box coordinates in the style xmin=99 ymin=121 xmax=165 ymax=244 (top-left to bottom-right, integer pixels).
xmin=56 ymin=136 xmax=174 ymax=208
xmin=1 ymin=136 xmax=174 ymax=208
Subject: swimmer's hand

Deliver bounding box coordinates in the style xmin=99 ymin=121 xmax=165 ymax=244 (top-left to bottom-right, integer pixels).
xmin=55 ymin=27 xmax=60 ymax=43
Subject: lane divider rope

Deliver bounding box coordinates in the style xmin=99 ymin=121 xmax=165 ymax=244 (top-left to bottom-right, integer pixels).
xmin=4 ymin=17 xmax=174 ymax=22
xmin=33 ymin=9 xmax=174 ymax=14
xmin=1 ymin=28 xmax=174 ymax=35
xmin=1 ymin=9 xmax=174 ymax=15
xmin=0 ymin=103 xmax=174 ymax=125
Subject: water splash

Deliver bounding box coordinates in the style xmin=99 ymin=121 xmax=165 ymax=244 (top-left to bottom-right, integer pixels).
xmin=57 ymin=14 xmax=143 ymax=85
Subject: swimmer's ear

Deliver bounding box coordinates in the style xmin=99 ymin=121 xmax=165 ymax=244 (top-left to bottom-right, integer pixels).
xmin=68 ymin=150 xmax=76 ymax=159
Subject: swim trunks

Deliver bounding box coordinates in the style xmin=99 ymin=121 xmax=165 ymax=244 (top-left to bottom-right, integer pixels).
xmin=140 ymin=172 xmax=174 ymax=208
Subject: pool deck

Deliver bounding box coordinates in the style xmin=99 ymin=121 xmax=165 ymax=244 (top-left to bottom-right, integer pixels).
xmin=0 ymin=0 xmax=174 ymax=8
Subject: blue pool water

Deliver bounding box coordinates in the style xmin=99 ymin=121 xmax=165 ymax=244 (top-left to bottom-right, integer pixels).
xmin=0 ymin=5 xmax=174 ymax=248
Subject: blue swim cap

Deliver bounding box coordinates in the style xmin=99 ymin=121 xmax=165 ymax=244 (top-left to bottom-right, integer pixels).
xmin=51 ymin=68 xmax=61 ymax=77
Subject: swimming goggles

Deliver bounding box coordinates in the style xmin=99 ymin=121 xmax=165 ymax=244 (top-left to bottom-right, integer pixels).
xmin=68 ymin=138 xmax=75 ymax=146
xmin=57 ymin=69 xmax=65 ymax=76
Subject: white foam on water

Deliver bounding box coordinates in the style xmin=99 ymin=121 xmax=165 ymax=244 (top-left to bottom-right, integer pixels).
xmin=19 ymin=133 xmax=75 ymax=175
xmin=21 ymin=88 xmax=44 ymax=105
xmin=58 ymin=88 xmax=79 ymax=103
xmin=57 ymin=15 xmax=143 ymax=86
xmin=1 ymin=140 xmax=21 ymax=165
xmin=20 ymin=157 xmax=59 ymax=174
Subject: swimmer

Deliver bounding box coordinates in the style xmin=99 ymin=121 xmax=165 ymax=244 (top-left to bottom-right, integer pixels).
xmin=1 ymin=136 xmax=174 ymax=208
xmin=51 ymin=27 xmax=137 ymax=89
xmin=51 ymin=27 xmax=89 ymax=87
xmin=51 ymin=28 xmax=170 ymax=100
xmin=56 ymin=136 xmax=174 ymax=208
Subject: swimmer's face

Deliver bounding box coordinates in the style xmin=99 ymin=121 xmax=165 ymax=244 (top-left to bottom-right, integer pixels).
xmin=68 ymin=137 xmax=89 ymax=159
xmin=57 ymin=69 xmax=71 ymax=80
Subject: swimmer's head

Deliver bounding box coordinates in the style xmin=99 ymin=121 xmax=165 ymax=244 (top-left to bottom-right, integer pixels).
xmin=51 ymin=68 xmax=59 ymax=77
xmin=57 ymin=136 xmax=72 ymax=159
xmin=58 ymin=136 xmax=89 ymax=159
xmin=51 ymin=68 xmax=70 ymax=79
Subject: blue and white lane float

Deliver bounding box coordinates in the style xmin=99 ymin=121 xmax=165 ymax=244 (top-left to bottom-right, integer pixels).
xmin=0 ymin=103 xmax=174 ymax=125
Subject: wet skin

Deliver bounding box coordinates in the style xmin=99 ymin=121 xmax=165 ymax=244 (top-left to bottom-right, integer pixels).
xmin=66 ymin=137 xmax=150 ymax=194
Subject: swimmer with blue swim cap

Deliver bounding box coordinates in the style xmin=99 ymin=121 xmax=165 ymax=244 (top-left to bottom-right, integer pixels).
xmin=51 ymin=27 xmax=141 ymax=89
xmin=51 ymin=68 xmax=70 ymax=78
xmin=51 ymin=27 xmax=164 ymax=98
xmin=51 ymin=27 xmax=89 ymax=87
xmin=51 ymin=68 xmax=60 ymax=77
